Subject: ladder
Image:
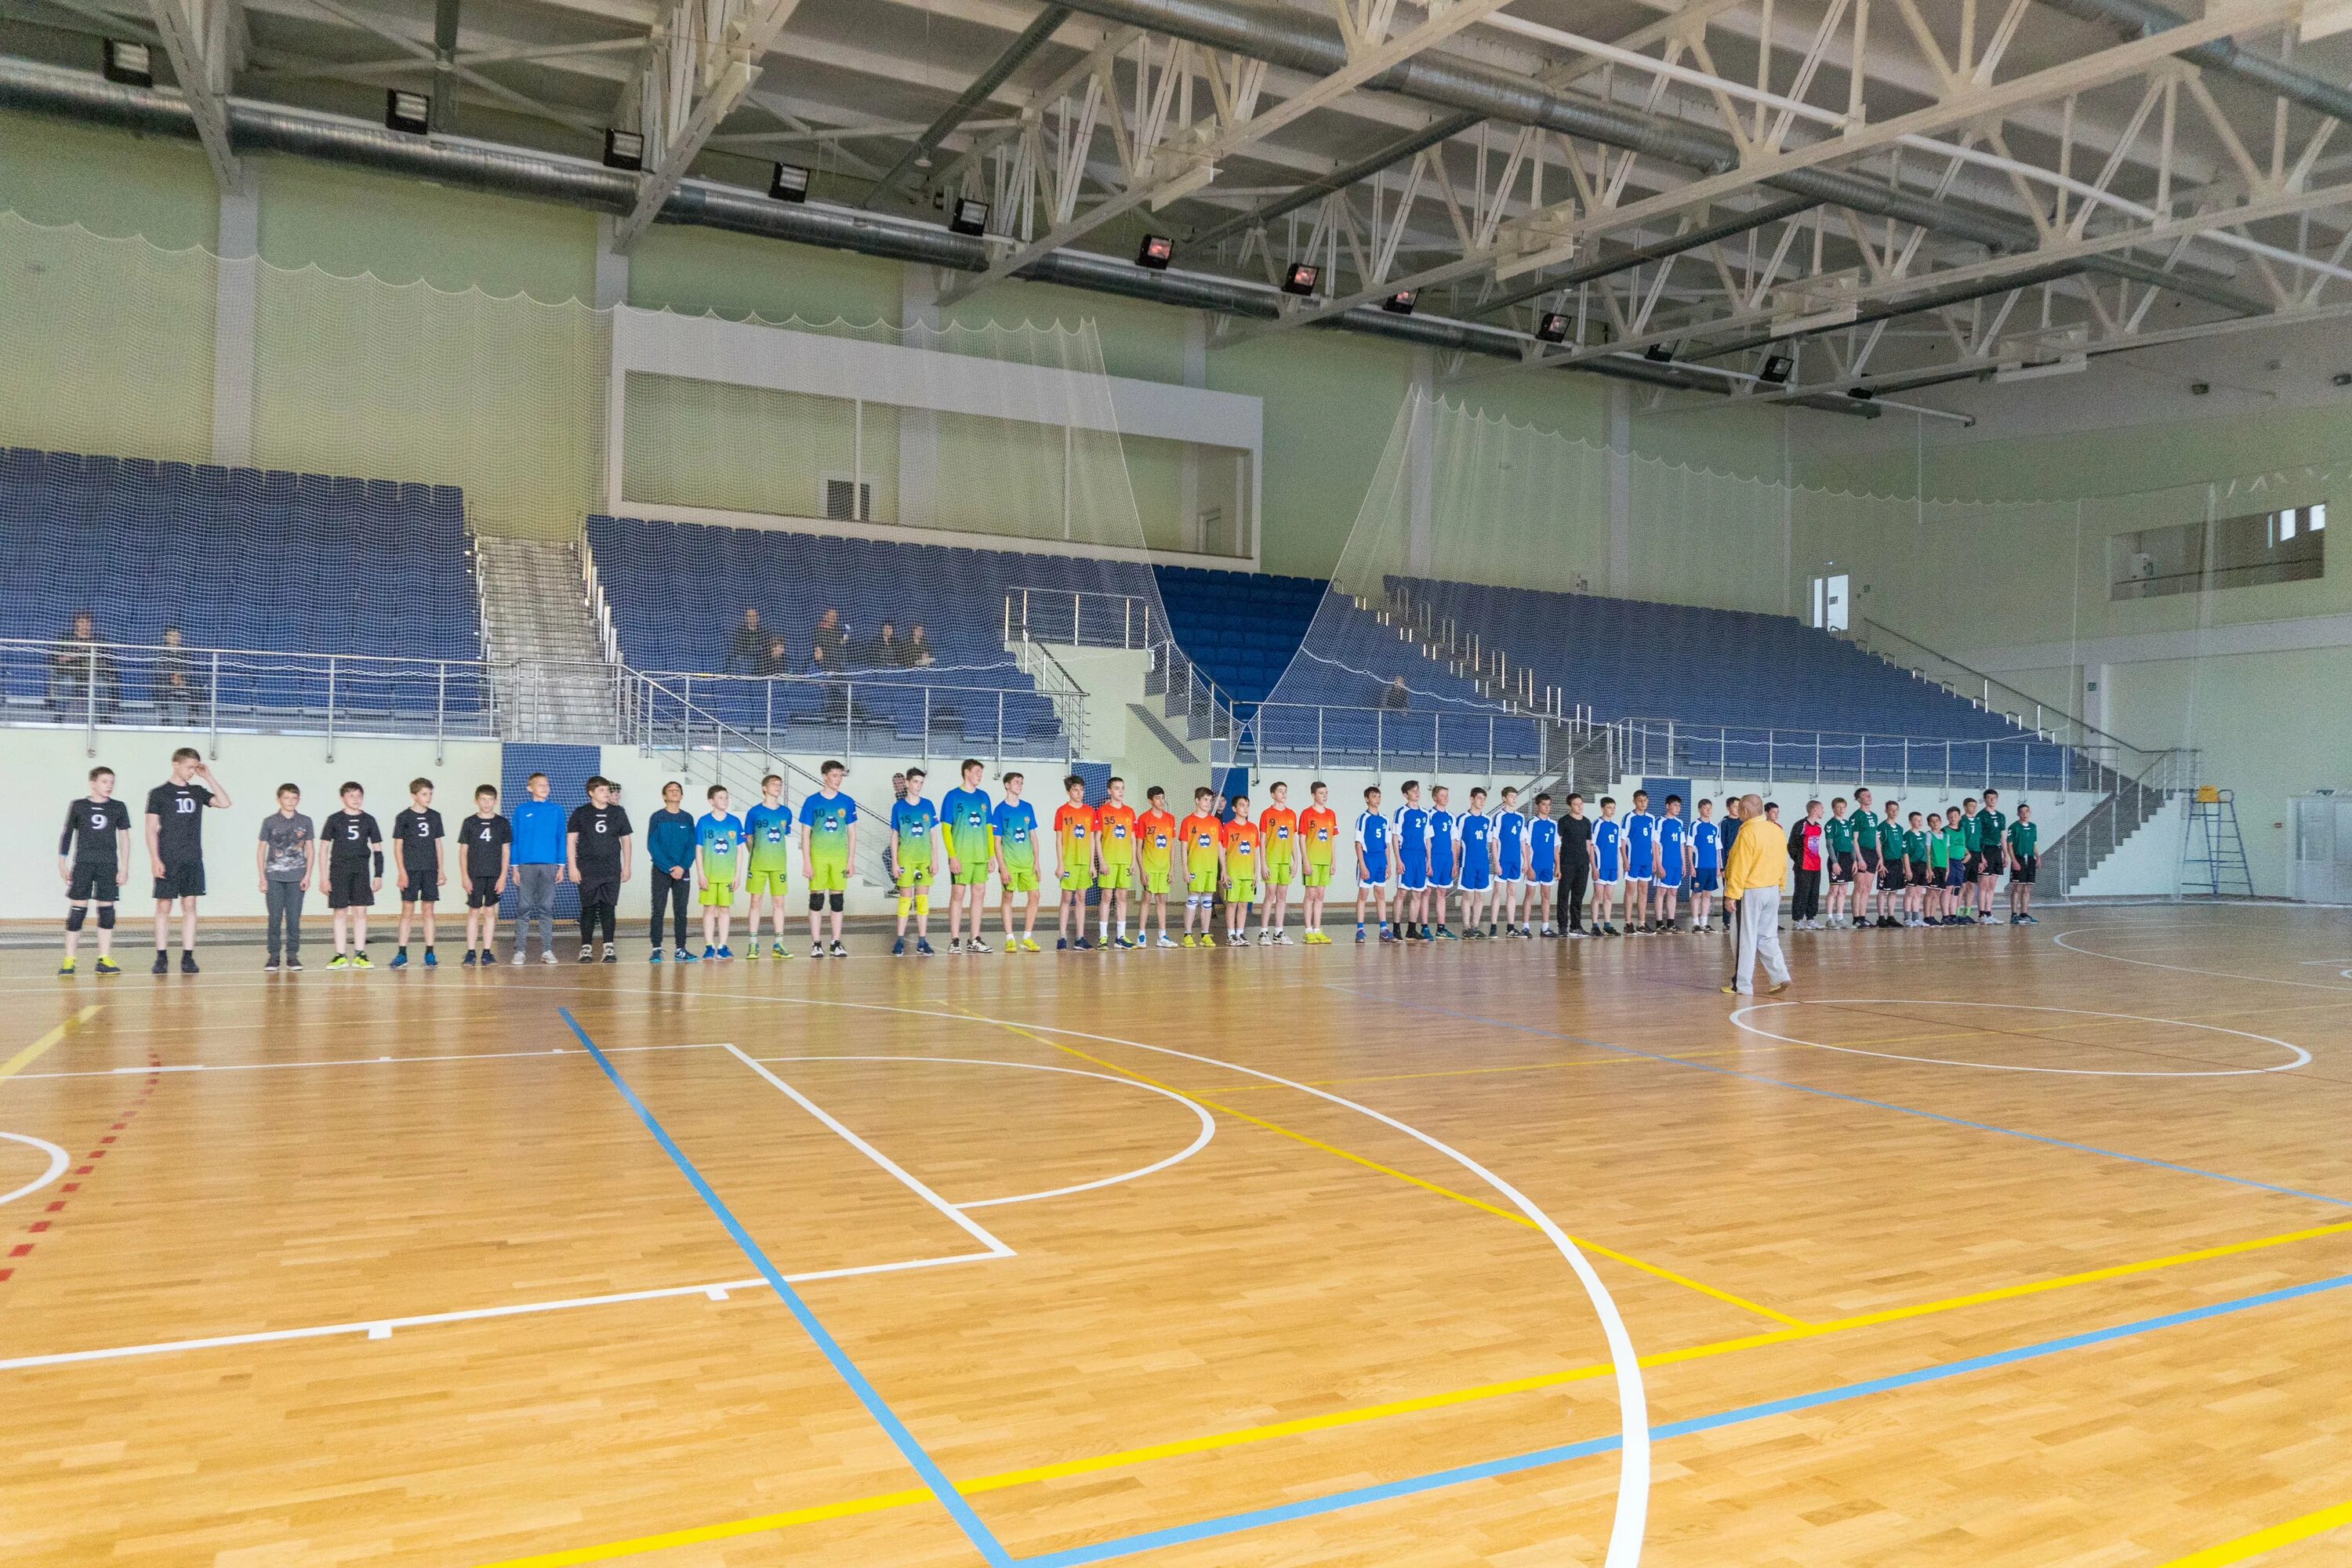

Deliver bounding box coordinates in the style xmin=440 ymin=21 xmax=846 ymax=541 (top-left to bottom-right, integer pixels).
xmin=2180 ymin=786 xmax=2254 ymax=898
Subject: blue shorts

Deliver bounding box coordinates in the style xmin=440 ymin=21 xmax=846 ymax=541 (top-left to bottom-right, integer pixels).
xmin=1361 ymin=855 xmax=1388 ymax=884
xmin=1596 ymin=866 xmax=1621 ymax=886
xmin=1497 ymin=857 xmax=1525 ymax=882
xmin=1654 ymin=871 xmax=1683 ymax=891
xmin=1399 ymin=862 xmax=1428 ymax=891
xmin=1531 ymin=868 xmax=1559 ymax=887
xmin=1627 ymin=850 xmax=1654 ymax=880
xmin=1945 ymin=862 xmax=1966 ymax=889
xmin=1692 ymin=866 xmax=1721 ymax=894
xmin=1460 ymin=866 xmax=1492 ymax=892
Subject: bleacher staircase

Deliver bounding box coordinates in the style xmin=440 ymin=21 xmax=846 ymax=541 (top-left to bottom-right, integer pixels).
xmin=475 ymin=535 xmax=619 ymax=742
xmin=1374 ymin=583 xmax=1606 ymax=794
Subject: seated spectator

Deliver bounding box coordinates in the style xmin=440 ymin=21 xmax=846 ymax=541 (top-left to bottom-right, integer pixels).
xmin=1378 ymin=676 xmax=1411 ymax=713
xmin=47 ymin=610 xmax=117 ymax=718
xmin=854 ymin=622 xmax=899 ymax=670
xmin=754 ymin=634 xmax=792 ymax=677
xmin=728 ymin=608 xmax=765 ymax=673
xmin=811 ymin=608 xmax=848 ymax=671
xmin=898 ymin=625 xmax=936 ymax=668
xmin=155 ymin=626 xmax=207 ymax=723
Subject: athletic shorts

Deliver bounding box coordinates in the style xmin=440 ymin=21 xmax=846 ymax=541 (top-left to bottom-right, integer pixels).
xmin=466 ymin=874 xmax=502 ymax=909
xmin=1626 ymin=851 xmax=1654 ymax=880
xmin=1225 ymin=877 xmax=1258 ymax=905
xmin=1001 ymin=863 xmax=1039 ymax=894
xmin=948 ymin=833 xmax=992 ymax=886
xmin=1857 ymin=841 xmax=1881 ymax=872
xmin=1142 ymin=866 xmax=1171 ymax=896
xmin=1185 ymin=862 xmax=1218 ymax=896
xmin=1060 ymin=869 xmax=1094 ymax=893
xmin=1595 ymin=859 xmax=1621 ymax=885
xmin=1460 ymin=869 xmax=1492 ymax=893
xmin=1098 ymin=861 xmax=1134 ymax=891
xmin=1692 ymin=866 xmax=1721 ymax=894
xmin=1945 ymin=862 xmax=1966 ymax=890
xmin=1652 ymin=868 xmax=1682 ymax=891
xmin=578 ymin=877 xmax=619 ymax=909
xmin=897 ymin=862 xmax=934 ymax=890
xmin=1397 ymin=862 xmax=1428 ymax=892
xmin=1359 ymin=855 xmax=1388 ymax=886
xmin=1880 ymin=861 xmax=1907 ymax=891
xmin=699 ymin=879 xmax=735 ymax=907
xmin=2010 ymin=855 xmax=2038 ymax=884
xmin=152 ymin=862 xmax=205 ymax=901
xmin=1911 ymin=858 xmax=1933 ymax=884
xmin=745 ymin=866 xmax=789 ymax=897
xmin=1531 ymin=869 xmax=1558 ymax=889
xmin=326 ymin=865 xmax=373 ymax=909
xmin=1264 ymin=857 xmax=1293 ymax=888
xmin=68 ymin=865 xmax=119 ymax=903
xmin=808 ymin=856 xmax=848 ymax=894
xmin=1980 ymin=846 xmax=2007 ymax=876
xmin=1962 ymin=851 xmax=1982 ymax=880
xmin=399 ymin=865 xmax=439 ymax=903
xmin=1302 ymin=861 xmax=1333 ymax=887
xmin=1829 ymin=851 xmax=1855 ymax=884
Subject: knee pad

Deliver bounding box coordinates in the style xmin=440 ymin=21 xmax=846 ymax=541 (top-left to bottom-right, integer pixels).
xmin=65 ymin=906 xmax=87 ymax=931
xmin=808 ymin=891 xmax=826 ymax=913
xmin=828 ymin=892 xmax=844 ymax=913
xmin=96 ymin=906 xmax=116 ymax=929
xmin=896 ymin=896 xmax=911 ymax=918
xmin=914 ymin=894 xmax=929 ymax=917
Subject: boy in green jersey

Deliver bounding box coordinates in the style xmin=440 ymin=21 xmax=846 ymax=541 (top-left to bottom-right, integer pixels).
xmin=798 ymin=760 xmax=858 ymax=958
xmin=891 ymin=768 xmax=940 ymax=956
xmin=1924 ymin=810 xmax=1950 ymax=924
xmin=1848 ymin=786 xmax=1879 ymax=931
xmin=1973 ymin=789 xmax=2009 ymax=927
xmin=990 ymin=772 xmax=1043 ymax=952
xmin=940 ymin=758 xmax=993 ymax=954
xmin=1873 ymin=802 xmax=1906 ymax=927
xmin=741 ymin=774 xmax=794 ymax=960
xmin=696 ymin=785 xmax=746 ymax=957
xmin=1956 ymin=797 xmax=1982 ymax=923
xmin=2006 ymin=804 xmax=2040 ymax=924
xmin=1824 ymin=798 xmax=1856 ymax=929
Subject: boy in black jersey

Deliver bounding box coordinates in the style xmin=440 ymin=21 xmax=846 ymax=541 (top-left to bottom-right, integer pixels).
xmin=566 ymin=777 xmax=633 ymax=962
xmin=391 ymin=777 xmax=448 ymax=968
xmin=318 ymin=782 xmax=384 ymax=968
xmin=146 ymin=746 xmax=233 ymax=975
xmin=459 ymin=784 xmax=513 ymax=966
xmin=60 ymin=765 xmax=132 ymax=975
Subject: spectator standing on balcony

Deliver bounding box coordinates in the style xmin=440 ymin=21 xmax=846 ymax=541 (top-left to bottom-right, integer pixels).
xmin=156 ymin=626 xmax=206 ymax=724
xmin=48 ymin=610 xmax=117 ymax=719
xmin=510 ymin=772 xmax=568 ymax=965
xmin=811 ymin=608 xmax=850 ymax=724
xmin=1378 ymin=676 xmax=1410 ymax=713
xmin=728 ymin=608 xmax=765 ymax=673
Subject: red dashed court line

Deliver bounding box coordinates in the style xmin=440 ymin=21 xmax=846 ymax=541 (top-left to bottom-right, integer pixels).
xmin=0 ymin=1049 xmax=162 ymax=1284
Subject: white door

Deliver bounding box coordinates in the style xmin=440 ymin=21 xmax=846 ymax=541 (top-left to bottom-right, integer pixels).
xmin=1809 ymin=572 xmax=1850 ymax=632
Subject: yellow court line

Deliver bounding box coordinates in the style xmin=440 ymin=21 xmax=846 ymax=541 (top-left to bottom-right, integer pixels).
xmin=473 ymin=1210 xmax=2352 ymax=1568
xmin=0 ymin=1006 xmax=102 ymax=1085
xmin=2158 ymin=1496 xmax=2352 ymax=1567
xmin=960 ymin=1010 xmax=1811 ymax=1330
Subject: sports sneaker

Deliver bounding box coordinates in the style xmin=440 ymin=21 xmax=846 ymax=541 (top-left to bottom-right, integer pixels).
xmin=602 ymin=943 xmax=617 ymax=964
xmin=353 ymin=952 xmax=374 ymax=969
xmin=540 ymin=950 xmax=557 ymax=965
xmin=287 ymin=956 xmax=303 ymax=971
xmin=916 ymin=938 xmax=935 ymax=956
xmin=745 ymin=942 xmax=763 ymax=960
xmin=702 ymin=945 xmax=718 ymax=961
xmin=649 ymin=948 xmax=665 ymax=964
xmin=1020 ymin=938 xmax=1040 ymax=953
xmin=2022 ymin=913 xmax=2039 ymax=924
xmin=328 ymin=953 xmax=351 ymax=971
xmin=967 ymin=937 xmax=990 ymax=954
xmin=422 ymin=950 xmax=438 ymax=968
xmin=1356 ymin=924 xmax=1367 ymax=943
xmin=151 ymin=950 xmax=169 ymax=975
xmin=1156 ymin=933 xmax=1178 ymax=948
xmin=772 ymin=940 xmax=789 ymax=958
xmin=1437 ymin=925 xmax=1457 ymax=940
xmin=183 ymin=952 xmax=201 ymax=974
xmin=579 ymin=944 xmax=594 ymax=964
xmin=679 ymin=946 xmax=699 ymax=963
xmin=1076 ymin=936 xmax=1094 ymax=951
xmin=462 ymin=950 xmax=479 ymax=967
xmin=1057 ymin=937 xmax=1069 ymax=952
xmin=893 ymin=937 xmax=908 ymax=957
xmin=1200 ymin=934 xmax=1218 ymax=949
xmin=94 ymin=956 xmax=121 ymax=975
xmin=479 ymin=950 xmax=495 ymax=966
xmin=812 ymin=941 xmax=827 ymax=959
xmin=1181 ymin=933 xmax=1196 ymax=948
xmin=829 ymin=940 xmax=847 ymax=958
xmin=393 ymin=952 xmax=410 ymax=969
xmin=258 ymin=956 xmax=277 ymax=973
xmin=59 ymin=956 xmax=77 ymax=975
xmin=717 ymin=946 xmax=733 ymax=960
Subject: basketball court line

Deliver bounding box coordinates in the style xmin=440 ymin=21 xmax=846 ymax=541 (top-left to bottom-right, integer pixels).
xmin=2158 ymin=1495 xmax=2352 ymax=1566
xmin=1728 ymin=1000 xmax=2312 ymax=1078
xmin=0 ymin=1131 xmax=71 ymax=1207
xmin=1338 ymin=985 xmax=2352 ymax=1209
xmin=0 ymin=1005 xmax=101 ymax=1083
xmin=2053 ymin=927 xmax=2352 ymax=993
xmin=471 ymin=1243 xmax=2352 ymax=1568
xmin=3 ymin=1040 xmax=731 ymax=1081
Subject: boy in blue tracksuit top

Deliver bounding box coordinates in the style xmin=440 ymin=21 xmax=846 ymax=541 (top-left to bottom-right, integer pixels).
xmin=645 ymin=779 xmax=698 ymax=961
xmin=510 ymin=772 xmax=569 ymax=964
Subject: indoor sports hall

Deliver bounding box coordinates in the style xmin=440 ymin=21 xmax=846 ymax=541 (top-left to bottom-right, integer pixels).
xmin=5 ymin=0 xmax=2352 ymax=1563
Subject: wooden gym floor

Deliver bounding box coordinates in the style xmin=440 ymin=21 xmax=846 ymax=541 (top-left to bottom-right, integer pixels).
xmin=5 ymin=906 xmax=2352 ymax=1567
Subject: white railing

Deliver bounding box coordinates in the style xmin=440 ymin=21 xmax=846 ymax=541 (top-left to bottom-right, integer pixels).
xmin=1008 ymin=639 xmax=1089 ymax=760
xmin=579 ymin=538 xmax=622 ymax=667
xmin=1601 ymin=715 xmax=2152 ymax=797
xmin=643 ymin=670 xmax=1079 ymax=771
xmin=1003 ymin=585 xmax=1241 ymax=766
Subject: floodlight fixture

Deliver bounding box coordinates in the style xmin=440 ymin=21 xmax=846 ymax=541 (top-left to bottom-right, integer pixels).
xmin=1759 ymin=354 xmax=1795 ymax=386
xmin=769 ymin=162 xmax=811 ymax=201
xmin=1136 ymin=234 xmax=1174 ymax=270
xmin=1534 ymin=311 xmax=1570 ymax=344
xmin=603 ymin=129 xmax=645 ymax=171
xmin=386 ymin=89 xmax=432 ymax=135
xmin=1281 ymin=260 xmax=1320 ymax=296
xmin=1643 ymin=343 xmax=1674 ymax=363
xmin=949 ymin=197 xmax=991 ymax=236
xmin=101 ymin=39 xmax=153 ymax=87
xmin=1381 ymin=289 xmax=1418 ymax=315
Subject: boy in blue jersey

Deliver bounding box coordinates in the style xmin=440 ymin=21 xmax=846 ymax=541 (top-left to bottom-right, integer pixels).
xmin=1690 ymin=798 xmax=1724 ymax=935
xmin=990 ymin=772 xmax=1042 ymax=953
xmin=1427 ymin=785 xmax=1459 ymax=939
xmin=1353 ymin=784 xmax=1392 ymax=942
xmin=1393 ymin=781 xmax=1431 ymax=940
xmin=1621 ymin=789 xmax=1657 ymax=934
xmin=1653 ymin=794 xmax=1689 ymax=935
xmin=1591 ymin=796 xmax=1624 ymax=936
xmin=742 ymin=775 xmax=793 ymax=960
xmin=890 ymin=768 xmax=940 ymax=956
xmin=1492 ymin=786 xmax=1528 ymax=936
xmin=695 ymin=786 xmax=745 ymax=958
xmin=938 ymin=759 xmax=993 ymax=954
xmin=1455 ymin=788 xmax=1494 ymax=937
xmin=798 ymin=761 xmax=858 ymax=958
xmin=1526 ymin=793 xmax=1561 ymax=937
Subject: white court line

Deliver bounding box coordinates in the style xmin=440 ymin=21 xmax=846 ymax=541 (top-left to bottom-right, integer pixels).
xmin=757 ymin=1055 xmax=1216 ymax=1209
xmin=2053 ymin=927 xmax=2352 ymax=993
xmin=0 ymin=1250 xmax=1000 ymax=1374
xmin=720 ymin=1045 xmax=1014 ymax=1259
xmin=0 ymin=1131 xmax=70 ymax=1207
xmin=1730 ymin=999 xmax=2312 ymax=1077
xmin=6 ymin=1041 xmax=731 ymax=1082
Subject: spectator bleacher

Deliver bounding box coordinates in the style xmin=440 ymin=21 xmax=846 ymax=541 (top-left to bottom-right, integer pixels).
xmin=1151 ymin=565 xmax=1323 ymax=705
xmin=2 ymin=445 xmax=479 ymax=727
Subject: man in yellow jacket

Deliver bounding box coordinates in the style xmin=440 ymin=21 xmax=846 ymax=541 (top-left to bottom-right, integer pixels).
xmin=1721 ymin=793 xmax=1792 ymax=996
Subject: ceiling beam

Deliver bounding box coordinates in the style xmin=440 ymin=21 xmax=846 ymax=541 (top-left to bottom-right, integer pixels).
xmin=144 ymin=0 xmax=240 ymax=185
xmin=610 ymin=0 xmax=808 ymax=249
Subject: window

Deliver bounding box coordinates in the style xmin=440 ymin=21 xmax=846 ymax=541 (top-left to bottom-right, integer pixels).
xmin=2109 ymin=506 xmax=2326 ymax=601
xmin=822 ymin=475 xmax=873 ymax=522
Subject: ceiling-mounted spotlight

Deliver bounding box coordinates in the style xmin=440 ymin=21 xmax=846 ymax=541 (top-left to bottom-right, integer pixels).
xmin=1381 ymin=289 xmax=1418 ymax=316
xmin=1759 ymin=354 xmax=1795 ymax=386
xmin=385 ymin=89 xmax=432 ymax=135
xmin=949 ymin=197 xmax=992 ymax=236
xmin=769 ymin=162 xmax=811 ymax=201
xmin=602 ymin=129 xmax=645 ymax=171
xmin=1281 ymin=260 xmax=1321 ymax=296
xmin=1136 ymin=234 xmax=1174 ymax=270
xmin=100 ymin=39 xmax=153 ymax=87
xmin=1535 ymin=312 xmax=1570 ymax=344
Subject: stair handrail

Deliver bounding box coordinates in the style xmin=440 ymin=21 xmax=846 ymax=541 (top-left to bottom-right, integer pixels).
xmin=577 ymin=527 xmax=622 ymax=668
xmin=1001 ymin=586 xmax=1241 ymax=767
xmin=1007 ymin=634 xmax=1090 ymax=764
xmin=1378 ymin=582 xmax=1564 ymax=720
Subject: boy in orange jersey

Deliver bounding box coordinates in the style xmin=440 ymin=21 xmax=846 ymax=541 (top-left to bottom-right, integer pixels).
xmin=1093 ymin=776 xmax=1139 ymax=949
xmin=1052 ymin=774 xmax=1098 ymax=952
xmin=1177 ymin=786 xmax=1221 ymax=947
xmin=1136 ymin=786 xmax=1179 ymax=949
xmin=1257 ymin=779 xmax=1298 ymax=945
xmin=1297 ymin=780 xmax=1339 ymax=943
xmin=1219 ymin=793 xmax=1261 ymax=946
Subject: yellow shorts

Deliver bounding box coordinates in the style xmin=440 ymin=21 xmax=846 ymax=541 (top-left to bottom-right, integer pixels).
xmin=808 ymin=858 xmax=848 ymax=894
xmin=744 ymin=867 xmax=789 ymax=897
xmin=1302 ymin=861 xmax=1334 ymax=887
xmin=1142 ymin=866 xmax=1171 ymax=896
xmin=1265 ymin=857 xmax=1294 ymax=888
xmin=1059 ymin=869 xmax=1094 ymax=893
xmin=1097 ymin=861 xmax=1133 ymax=891
xmin=1002 ymin=864 xmax=1039 ymax=894
xmin=897 ymin=863 xmax=933 ymax=890
xmin=699 ymin=880 xmax=735 ymax=908
xmin=1186 ymin=862 xmax=1218 ymax=896
xmin=1226 ymin=877 xmax=1258 ymax=905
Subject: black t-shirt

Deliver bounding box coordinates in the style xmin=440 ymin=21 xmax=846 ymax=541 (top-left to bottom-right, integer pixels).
xmin=147 ymin=781 xmax=215 ymax=865
xmin=568 ymin=804 xmax=631 ymax=876
xmin=461 ymin=813 xmax=513 ymax=879
xmin=393 ymin=806 xmax=445 ymax=870
xmin=1560 ymin=814 xmax=1595 ymax=866
xmin=61 ymin=798 xmax=132 ymax=867
xmin=321 ymin=809 xmax=383 ymax=870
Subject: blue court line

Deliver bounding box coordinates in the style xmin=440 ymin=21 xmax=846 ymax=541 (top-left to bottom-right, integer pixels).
xmin=557 ymin=1008 xmax=1015 ymax=1568
xmin=1326 ymin=985 xmax=2352 ymax=1210
xmin=1019 ymin=1267 xmax=2352 ymax=1568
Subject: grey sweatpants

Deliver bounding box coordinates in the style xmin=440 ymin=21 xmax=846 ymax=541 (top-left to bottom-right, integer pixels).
xmin=517 ymin=863 xmax=560 ymax=955
xmin=266 ymin=880 xmax=306 ymax=960
xmin=1732 ymin=886 xmax=1791 ymax=994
